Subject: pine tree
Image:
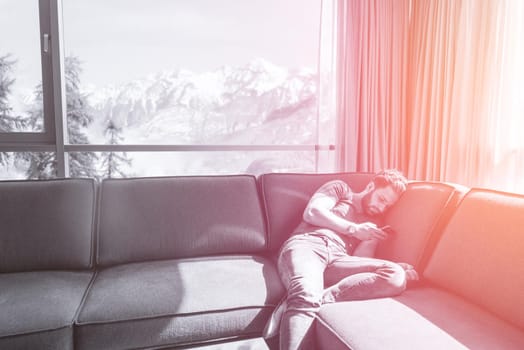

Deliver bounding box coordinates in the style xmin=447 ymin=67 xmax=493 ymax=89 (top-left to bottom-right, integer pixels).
xmin=65 ymin=56 xmax=98 ymax=178
xmin=23 ymin=79 xmax=56 ymax=179
xmin=99 ymin=119 xmax=132 ymax=179
xmin=0 ymin=54 xmax=28 ymax=131
xmin=0 ymin=54 xmax=29 ymax=166
xmin=24 ymin=152 xmax=57 ymax=179
xmin=24 ymin=55 xmax=98 ymax=179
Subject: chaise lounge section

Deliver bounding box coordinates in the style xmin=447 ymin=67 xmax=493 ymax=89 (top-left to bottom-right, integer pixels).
xmin=315 ymin=187 xmax=524 ymax=349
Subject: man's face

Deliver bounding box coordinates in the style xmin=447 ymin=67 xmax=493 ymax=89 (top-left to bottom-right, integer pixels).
xmin=362 ymin=185 xmax=400 ymax=216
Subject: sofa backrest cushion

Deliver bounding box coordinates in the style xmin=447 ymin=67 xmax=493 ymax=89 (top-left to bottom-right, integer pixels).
xmin=259 ymin=172 xmax=374 ymax=253
xmin=0 ymin=179 xmax=96 ymax=272
xmin=97 ymin=175 xmax=266 ymax=266
xmin=424 ymin=188 xmax=524 ymax=329
xmin=376 ymin=182 xmax=466 ymax=268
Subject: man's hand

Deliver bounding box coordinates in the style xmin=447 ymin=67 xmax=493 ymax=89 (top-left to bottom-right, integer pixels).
xmin=350 ymin=223 xmax=388 ymax=241
xmin=397 ymin=262 xmax=419 ymax=281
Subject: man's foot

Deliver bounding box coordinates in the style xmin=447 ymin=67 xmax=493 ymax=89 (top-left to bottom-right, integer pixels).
xmin=263 ymin=298 xmax=287 ymax=339
xmin=397 ymin=262 xmax=419 ymax=281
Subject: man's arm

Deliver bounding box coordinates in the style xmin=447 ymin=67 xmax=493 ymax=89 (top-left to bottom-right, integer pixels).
xmin=302 ymin=193 xmax=351 ymax=232
xmin=302 ymin=181 xmax=387 ymax=242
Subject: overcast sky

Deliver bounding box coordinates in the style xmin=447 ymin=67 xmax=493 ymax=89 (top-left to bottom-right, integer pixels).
xmin=1 ymin=0 xmax=323 ymax=92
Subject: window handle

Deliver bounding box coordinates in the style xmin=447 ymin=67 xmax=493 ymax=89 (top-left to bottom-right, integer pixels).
xmin=43 ymin=33 xmax=50 ymax=53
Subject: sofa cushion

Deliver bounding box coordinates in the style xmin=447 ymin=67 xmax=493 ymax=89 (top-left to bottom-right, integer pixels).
xmin=0 ymin=179 xmax=96 ymax=272
xmin=375 ymin=181 xmax=466 ymax=268
xmin=316 ymin=286 xmax=524 ymax=350
xmin=424 ymin=189 xmax=524 ymax=329
xmin=0 ymin=271 xmax=94 ymax=350
xmin=259 ymin=172 xmax=375 ymax=254
xmin=0 ymin=328 xmax=73 ymax=350
xmin=97 ymin=175 xmax=267 ymax=266
xmin=76 ymin=255 xmax=285 ymax=349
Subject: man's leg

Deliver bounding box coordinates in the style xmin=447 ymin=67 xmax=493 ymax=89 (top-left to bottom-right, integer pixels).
xmin=277 ymin=235 xmax=328 ymax=350
xmin=322 ymin=255 xmax=406 ymax=303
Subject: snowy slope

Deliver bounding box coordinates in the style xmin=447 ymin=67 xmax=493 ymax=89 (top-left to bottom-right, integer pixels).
xmin=86 ymin=58 xmax=318 ymax=146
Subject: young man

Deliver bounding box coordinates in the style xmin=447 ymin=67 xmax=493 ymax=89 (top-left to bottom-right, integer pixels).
xmin=264 ymin=169 xmax=418 ymax=350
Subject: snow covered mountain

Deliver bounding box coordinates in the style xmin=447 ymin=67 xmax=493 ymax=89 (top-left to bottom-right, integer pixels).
xmin=86 ymin=58 xmax=319 ymax=146
xmin=0 ymin=59 xmax=327 ymax=179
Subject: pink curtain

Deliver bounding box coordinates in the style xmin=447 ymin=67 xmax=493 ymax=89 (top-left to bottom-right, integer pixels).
xmin=335 ymin=0 xmax=411 ymax=172
xmin=406 ymin=0 xmax=506 ymax=185
xmin=337 ymin=0 xmax=524 ymax=193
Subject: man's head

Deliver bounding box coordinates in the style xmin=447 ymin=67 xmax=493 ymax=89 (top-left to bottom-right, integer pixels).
xmin=362 ymin=169 xmax=408 ymax=216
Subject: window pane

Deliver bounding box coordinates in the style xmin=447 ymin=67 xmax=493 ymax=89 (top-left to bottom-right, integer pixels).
xmin=68 ymin=150 xmax=319 ymax=178
xmin=62 ymin=0 xmax=322 ymax=146
xmin=0 ymin=152 xmax=57 ymax=179
xmin=0 ymin=1 xmax=43 ymax=132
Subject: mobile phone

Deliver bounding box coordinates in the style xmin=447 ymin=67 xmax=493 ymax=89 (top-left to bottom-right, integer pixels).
xmin=380 ymin=225 xmax=396 ymax=235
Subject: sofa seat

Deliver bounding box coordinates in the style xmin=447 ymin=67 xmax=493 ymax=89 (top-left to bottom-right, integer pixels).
xmin=316 ymin=286 xmax=524 ymax=350
xmin=75 ymin=255 xmax=285 ymax=350
xmin=0 ymin=270 xmax=94 ymax=349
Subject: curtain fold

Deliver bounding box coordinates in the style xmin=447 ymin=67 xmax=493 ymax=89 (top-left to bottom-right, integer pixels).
xmin=335 ymin=0 xmax=410 ymax=172
xmin=406 ymin=0 xmax=507 ymax=186
xmin=337 ymin=0 xmax=524 ymax=193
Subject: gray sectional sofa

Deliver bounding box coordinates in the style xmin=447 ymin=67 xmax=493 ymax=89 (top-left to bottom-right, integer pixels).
xmin=1 ymin=172 xmax=523 ymax=349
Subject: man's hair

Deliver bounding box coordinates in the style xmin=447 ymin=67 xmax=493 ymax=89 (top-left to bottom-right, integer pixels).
xmin=372 ymin=169 xmax=408 ymax=194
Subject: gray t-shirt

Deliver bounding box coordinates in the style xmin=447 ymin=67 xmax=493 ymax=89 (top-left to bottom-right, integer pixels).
xmin=292 ymin=180 xmax=384 ymax=254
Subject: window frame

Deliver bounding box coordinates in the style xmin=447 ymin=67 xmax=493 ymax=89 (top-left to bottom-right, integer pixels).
xmin=0 ymin=0 xmax=336 ymax=179
xmin=0 ymin=0 xmax=57 ymax=146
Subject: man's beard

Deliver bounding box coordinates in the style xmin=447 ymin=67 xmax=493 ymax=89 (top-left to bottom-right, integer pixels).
xmin=361 ymin=192 xmax=378 ymax=216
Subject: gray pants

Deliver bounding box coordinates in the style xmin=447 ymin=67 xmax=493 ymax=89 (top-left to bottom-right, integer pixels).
xmin=277 ymin=233 xmax=407 ymax=350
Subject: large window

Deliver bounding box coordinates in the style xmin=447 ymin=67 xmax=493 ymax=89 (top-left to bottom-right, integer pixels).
xmin=0 ymin=0 xmax=336 ymax=180
xmin=0 ymin=0 xmax=43 ymax=133
xmin=0 ymin=0 xmax=62 ymax=179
